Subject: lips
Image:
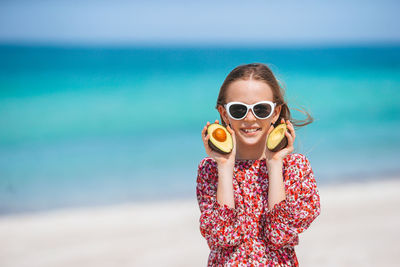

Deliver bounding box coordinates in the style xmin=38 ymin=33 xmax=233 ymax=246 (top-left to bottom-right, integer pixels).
xmin=241 ymin=127 xmax=261 ymax=133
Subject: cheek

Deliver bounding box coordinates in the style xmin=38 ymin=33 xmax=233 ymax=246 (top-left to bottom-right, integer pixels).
xmin=230 ymin=122 xmax=239 ymax=130
xmin=260 ymin=121 xmax=272 ymax=132
xmin=264 ymin=118 xmax=273 ymax=126
xmin=229 ymin=121 xmax=242 ymax=132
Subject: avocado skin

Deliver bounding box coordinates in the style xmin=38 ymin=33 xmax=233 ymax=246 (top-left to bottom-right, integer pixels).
xmin=204 ymin=125 xmax=232 ymax=154
xmin=268 ymin=136 xmax=288 ymax=152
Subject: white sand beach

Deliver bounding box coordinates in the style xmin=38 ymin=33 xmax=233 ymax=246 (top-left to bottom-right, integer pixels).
xmin=1 ymin=176 xmax=399 ymax=267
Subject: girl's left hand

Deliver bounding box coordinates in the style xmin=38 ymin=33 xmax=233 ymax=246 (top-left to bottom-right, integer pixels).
xmin=264 ymin=118 xmax=296 ymax=165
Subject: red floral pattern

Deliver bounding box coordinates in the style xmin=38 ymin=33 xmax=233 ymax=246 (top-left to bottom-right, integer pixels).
xmin=196 ymin=153 xmax=321 ymax=266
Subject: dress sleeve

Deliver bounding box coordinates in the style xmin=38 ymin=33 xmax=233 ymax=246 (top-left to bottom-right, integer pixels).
xmin=262 ymin=153 xmax=321 ymax=250
xmin=196 ymin=157 xmax=244 ymax=249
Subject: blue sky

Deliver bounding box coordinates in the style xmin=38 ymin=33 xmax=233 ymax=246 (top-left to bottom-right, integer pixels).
xmin=0 ymin=0 xmax=399 ymax=46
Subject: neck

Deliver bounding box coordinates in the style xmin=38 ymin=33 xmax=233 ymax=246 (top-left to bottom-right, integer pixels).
xmin=235 ymin=141 xmax=267 ymax=160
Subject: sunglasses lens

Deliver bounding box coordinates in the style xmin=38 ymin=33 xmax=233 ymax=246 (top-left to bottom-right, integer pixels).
xmin=229 ymin=104 xmax=247 ymax=119
xmin=254 ymin=103 xmax=273 ymax=118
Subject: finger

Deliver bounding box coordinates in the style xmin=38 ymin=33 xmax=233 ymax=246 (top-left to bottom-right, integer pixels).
xmin=215 ymin=119 xmax=219 ymax=124
xmin=283 ymin=140 xmax=294 ymax=154
xmin=290 ymin=127 xmax=296 ymax=139
xmin=204 ymin=122 xmax=210 ymax=135
xmin=286 ymin=120 xmax=296 ymax=139
xmin=285 ymin=119 xmax=293 ymax=129
xmin=285 ymin=129 xmax=293 ymax=146
xmin=282 ymin=145 xmax=294 ymax=155
xmin=203 ymin=134 xmax=212 ymax=153
xmin=202 ymin=131 xmax=209 ymax=144
xmin=201 ymin=129 xmax=206 ymax=142
xmin=202 ymin=123 xmax=210 ymax=137
xmin=202 ymin=123 xmax=210 ymax=138
xmin=202 ymin=124 xmax=207 ymax=135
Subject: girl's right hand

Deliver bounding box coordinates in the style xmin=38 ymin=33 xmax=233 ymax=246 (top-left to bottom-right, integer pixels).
xmin=202 ymin=119 xmax=237 ymax=166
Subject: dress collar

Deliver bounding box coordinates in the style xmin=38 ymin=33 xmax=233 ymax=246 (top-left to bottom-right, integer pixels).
xmin=234 ymin=154 xmax=292 ymax=171
xmin=235 ymin=158 xmax=266 ymax=171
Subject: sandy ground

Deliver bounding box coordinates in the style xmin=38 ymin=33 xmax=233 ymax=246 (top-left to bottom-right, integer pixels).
xmin=1 ymin=176 xmax=400 ymax=267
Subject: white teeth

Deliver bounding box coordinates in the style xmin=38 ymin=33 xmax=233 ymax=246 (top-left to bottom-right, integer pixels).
xmin=242 ymin=128 xmax=259 ymax=133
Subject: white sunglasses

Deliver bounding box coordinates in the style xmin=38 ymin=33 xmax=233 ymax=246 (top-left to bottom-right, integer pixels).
xmin=224 ymin=101 xmax=276 ymax=120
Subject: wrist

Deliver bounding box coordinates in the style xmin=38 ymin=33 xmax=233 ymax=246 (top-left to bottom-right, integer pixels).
xmin=266 ymin=159 xmax=283 ymax=169
xmin=217 ymin=161 xmax=234 ymax=170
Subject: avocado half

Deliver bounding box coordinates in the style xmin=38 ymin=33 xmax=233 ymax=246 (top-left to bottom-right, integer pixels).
xmin=267 ymin=123 xmax=288 ymax=152
xmin=205 ymin=123 xmax=233 ymax=154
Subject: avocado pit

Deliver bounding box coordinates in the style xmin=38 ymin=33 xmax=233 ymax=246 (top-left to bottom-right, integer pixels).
xmin=205 ymin=123 xmax=233 ymax=154
xmin=212 ymin=128 xmax=227 ymax=142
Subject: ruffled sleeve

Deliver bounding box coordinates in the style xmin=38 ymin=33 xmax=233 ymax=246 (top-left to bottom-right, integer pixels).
xmin=262 ymin=153 xmax=321 ymax=250
xmin=196 ymin=157 xmax=244 ymax=249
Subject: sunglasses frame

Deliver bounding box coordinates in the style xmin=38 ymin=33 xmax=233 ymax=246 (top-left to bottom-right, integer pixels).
xmin=224 ymin=101 xmax=277 ymax=120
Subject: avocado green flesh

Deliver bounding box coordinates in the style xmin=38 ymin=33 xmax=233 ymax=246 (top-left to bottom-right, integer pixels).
xmin=267 ymin=123 xmax=288 ymax=152
xmin=206 ymin=123 xmax=233 ymax=154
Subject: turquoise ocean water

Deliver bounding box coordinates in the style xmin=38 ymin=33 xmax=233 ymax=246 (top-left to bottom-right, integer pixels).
xmin=1 ymin=44 xmax=399 ymax=214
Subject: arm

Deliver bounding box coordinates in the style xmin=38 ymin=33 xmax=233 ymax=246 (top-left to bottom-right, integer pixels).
xmin=262 ymin=153 xmax=321 ymax=250
xmin=196 ymin=157 xmax=244 ymax=249
xmin=216 ymin=161 xmax=236 ymax=208
xmin=267 ymin=160 xmax=286 ymax=210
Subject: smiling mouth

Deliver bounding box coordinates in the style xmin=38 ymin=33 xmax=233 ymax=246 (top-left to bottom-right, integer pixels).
xmin=241 ymin=128 xmax=261 ymax=133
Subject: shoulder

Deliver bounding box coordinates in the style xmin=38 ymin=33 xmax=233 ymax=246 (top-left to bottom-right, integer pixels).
xmin=198 ymin=156 xmax=217 ymax=170
xmin=197 ymin=157 xmax=218 ymax=183
xmin=197 ymin=157 xmax=218 ymax=176
xmin=283 ymin=153 xmax=311 ymax=169
xmin=283 ymin=153 xmax=313 ymax=182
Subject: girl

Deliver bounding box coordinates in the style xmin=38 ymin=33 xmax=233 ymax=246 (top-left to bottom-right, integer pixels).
xmin=196 ymin=63 xmax=321 ymax=266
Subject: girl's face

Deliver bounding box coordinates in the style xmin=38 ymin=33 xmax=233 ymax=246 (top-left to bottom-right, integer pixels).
xmin=218 ymin=79 xmax=281 ymax=150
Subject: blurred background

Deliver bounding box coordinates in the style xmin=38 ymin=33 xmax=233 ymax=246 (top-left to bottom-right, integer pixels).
xmin=0 ymin=0 xmax=399 ymax=215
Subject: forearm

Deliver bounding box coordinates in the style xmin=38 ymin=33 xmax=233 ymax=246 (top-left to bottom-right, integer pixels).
xmin=216 ymin=163 xmax=236 ymax=209
xmin=267 ymin=160 xmax=286 ymax=210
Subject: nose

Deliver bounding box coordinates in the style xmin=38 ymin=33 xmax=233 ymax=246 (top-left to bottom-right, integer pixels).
xmin=244 ymin=108 xmax=257 ymax=121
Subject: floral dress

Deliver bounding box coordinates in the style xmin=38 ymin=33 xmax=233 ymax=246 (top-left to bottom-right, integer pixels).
xmin=196 ymin=153 xmax=321 ymax=266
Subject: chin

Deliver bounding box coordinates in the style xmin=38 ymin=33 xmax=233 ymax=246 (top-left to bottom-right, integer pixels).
xmin=237 ymin=129 xmax=266 ymax=146
xmin=240 ymin=139 xmax=261 ymax=146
